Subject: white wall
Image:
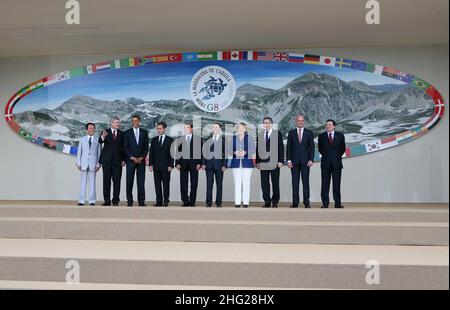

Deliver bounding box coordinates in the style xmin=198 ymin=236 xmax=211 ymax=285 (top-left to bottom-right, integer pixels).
xmin=0 ymin=44 xmax=448 ymax=203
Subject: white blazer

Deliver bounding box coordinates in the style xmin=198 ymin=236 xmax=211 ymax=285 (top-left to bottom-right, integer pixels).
xmin=76 ymin=135 xmax=102 ymax=171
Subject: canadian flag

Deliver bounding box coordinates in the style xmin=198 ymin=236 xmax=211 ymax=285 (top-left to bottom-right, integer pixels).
xmin=231 ymin=51 xmax=241 ymax=60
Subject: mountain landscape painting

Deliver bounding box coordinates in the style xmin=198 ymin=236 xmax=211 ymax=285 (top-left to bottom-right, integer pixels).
xmin=7 ymin=52 xmax=442 ymax=158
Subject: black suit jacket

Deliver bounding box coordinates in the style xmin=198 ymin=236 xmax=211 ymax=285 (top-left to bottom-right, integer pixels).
xmin=123 ymin=128 xmax=149 ymax=161
xmin=98 ymin=129 xmax=124 ymax=165
xmin=202 ymin=135 xmax=227 ymax=170
xmin=149 ymin=135 xmax=174 ymax=171
xmin=175 ymin=135 xmax=203 ymax=169
xmin=318 ymin=131 xmax=346 ymax=169
xmin=256 ymin=130 xmax=284 ymax=165
xmin=286 ymin=128 xmax=315 ymax=166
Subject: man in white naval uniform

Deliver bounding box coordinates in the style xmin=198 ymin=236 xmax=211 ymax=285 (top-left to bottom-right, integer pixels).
xmin=76 ymin=122 xmax=102 ymax=206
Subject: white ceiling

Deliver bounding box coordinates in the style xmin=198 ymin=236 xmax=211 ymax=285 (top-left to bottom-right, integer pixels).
xmin=0 ymin=0 xmax=448 ymax=58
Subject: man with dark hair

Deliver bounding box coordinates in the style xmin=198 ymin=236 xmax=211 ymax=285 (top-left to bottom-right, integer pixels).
xmin=76 ymin=123 xmax=101 ymax=206
xmin=202 ymin=122 xmax=227 ymax=208
xmin=124 ymin=115 xmax=149 ymax=207
xmin=256 ymin=117 xmax=284 ymax=208
xmin=149 ymin=121 xmax=174 ymax=207
xmin=176 ymin=121 xmax=202 ymax=207
xmin=318 ymin=119 xmax=346 ymax=208
xmin=99 ymin=117 xmax=125 ymax=206
xmin=286 ymin=114 xmax=315 ymax=208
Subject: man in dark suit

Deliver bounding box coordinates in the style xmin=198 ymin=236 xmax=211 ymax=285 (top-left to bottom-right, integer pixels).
xmin=202 ymin=123 xmax=227 ymax=208
xmin=256 ymin=117 xmax=284 ymax=208
xmin=318 ymin=119 xmax=346 ymax=209
xmin=124 ymin=115 xmax=149 ymax=207
xmin=286 ymin=114 xmax=315 ymax=208
xmin=99 ymin=116 xmax=125 ymax=206
xmin=176 ymin=122 xmax=202 ymax=207
xmin=149 ymin=122 xmax=174 ymax=207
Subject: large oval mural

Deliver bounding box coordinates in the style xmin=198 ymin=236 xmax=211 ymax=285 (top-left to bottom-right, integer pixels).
xmin=4 ymin=51 xmax=445 ymax=161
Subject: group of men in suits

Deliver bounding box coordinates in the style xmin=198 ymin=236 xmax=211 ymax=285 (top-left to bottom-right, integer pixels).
xmin=76 ymin=114 xmax=346 ymax=208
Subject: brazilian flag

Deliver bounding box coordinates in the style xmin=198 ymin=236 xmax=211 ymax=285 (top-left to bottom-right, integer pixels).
xmin=18 ymin=128 xmax=33 ymax=141
xmin=411 ymin=77 xmax=429 ymax=92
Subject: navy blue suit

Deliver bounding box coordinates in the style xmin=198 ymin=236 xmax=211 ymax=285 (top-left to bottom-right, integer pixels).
xmin=318 ymin=131 xmax=346 ymax=207
xmin=123 ymin=128 xmax=149 ymax=205
xmin=286 ymin=127 xmax=315 ymax=206
xmin=202 ymin=135 xmax=227 ymax=206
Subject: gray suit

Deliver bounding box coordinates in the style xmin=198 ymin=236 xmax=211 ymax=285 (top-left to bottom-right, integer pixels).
xmin=76 ymin=135 xmax=102 ymax=204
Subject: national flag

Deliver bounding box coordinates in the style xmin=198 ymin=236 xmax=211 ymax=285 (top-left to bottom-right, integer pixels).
xmin=24 ymin=79 xmax=45 ymax=93
xmin=9 ymin=121 xmax=21 ymax=133
xmin=396 ymin=72 xmax=414 ymax=83
xmin=334 ymin=58 xmax=352 ymax=68
xmin=217 ymin=51 xmax=231 ymax=60
xmin=273 ymin=52 xmax=289 ymax=62
xmin=433 ymin=98 xmax=445 ymax=117
xmin=231 ymin=51 xmax=242 ymax=60
xmin=31 ymin=136 xmax=44 ymax=146
xmin=364 ymin=141 xmax=381 ymax=152
xmin=182 ymin=52 xmax=198 ymax=62
xmin=168 ymin=53 xmax=182 ymax=62
xmin=304 ymin=54 xmax=320 ymax=64
xmin=112 ymin=58 xmax=134 ymax=69
xmin=365 ymin=63 xmax=375 ymax=73
xmin=382 ymin=67 xmax=413 ymax=83
xmin=257 ymin=51 xmax=273 ymax=61
xmin=381 ymin=136 xmax=396 ymax=145
xmin=56 ymin=143 xmax=65 ymax=152
xmin=43 ymin=139 xmax=57 ymax=150
xmin=62 ymin=144 xmax=72 ymax=154
xmin=197 ymin=52 xmax=217 ymax=61
xmin=5 ymin=113 xmax=13 ymax=122
xmin=93 ymin=61 xmax=112 ymax=72
xmin=70 ymin=146 xmax=78 ymax=156
xmin=18 ymin=128 xmax=33 ymax=141
xmin=411 ymin=77 xmax=429 ymax=92
xmin=288 ymin=53 xmax=304 ymax=63
xmin=128 ymin=57 xmax=140 ymax=67
xmin=320 ymin=56 xmax=336 ymax=66
xmin=246 ymin=51 xmax=258 ymax=60
xmin=44 ymin=71 xmax=70 ymax=86
xmin=69 ymin=67 xmax=87 ymax=78
xmin=351 ymin=60 xmax=368 ymax=71
xmin=150 ymin=54 xmax=170 ymax=63
xmin=425 ymin=85 xmax=443 ymax=103
xmin=349 ymin=144 xmax=367 ymax=156
xmin=373 ymin=64 xmax=384 ymax=75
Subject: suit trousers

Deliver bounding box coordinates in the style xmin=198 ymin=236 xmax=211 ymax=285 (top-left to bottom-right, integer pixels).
xmin=79 ymin=168 xmax=97 ymax=204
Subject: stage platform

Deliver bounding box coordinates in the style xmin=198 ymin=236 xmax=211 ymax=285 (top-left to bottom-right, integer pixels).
xmin=0 ymin=201 xmax=448 ymax=290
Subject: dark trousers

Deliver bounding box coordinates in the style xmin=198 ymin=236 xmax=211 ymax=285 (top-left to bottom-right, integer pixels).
xmin=260 ymin=168 xmax=280 ymax=204
xmin=154 ymin=169 xmax=171 ymax=204
xmin=206 ymin=168 xmax=224 ymax=205
xmin=180 ymin=165 xmax=199 ymax=205
xmin=126 ymin=161 xmax=146 ymax=204
xmin=321 ymin=168 xmax=342 ymax=207
xmin=291 ymin=164 xmax=310 ymax=206
xmin=102 ymin=163 xmax=122 ymax=204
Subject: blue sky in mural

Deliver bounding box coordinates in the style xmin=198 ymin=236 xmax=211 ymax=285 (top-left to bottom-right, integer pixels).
xmin=15 ymin=61 xmax=404 ymax=113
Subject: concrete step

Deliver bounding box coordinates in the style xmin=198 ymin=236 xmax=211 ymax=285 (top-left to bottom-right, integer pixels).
xmin=0 ymin=217 xmax=447 ymax=246
xmin=0 ymin=204 xmax=448 ymax=223
xmin=0 ymin=239 xmax=447 ymax=290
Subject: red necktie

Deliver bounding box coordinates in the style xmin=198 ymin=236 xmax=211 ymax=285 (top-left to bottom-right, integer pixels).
xmin=328 ymin=132 xmax=333 ymax=144
xmin=298 ymin=128 xmax=302 ymax=144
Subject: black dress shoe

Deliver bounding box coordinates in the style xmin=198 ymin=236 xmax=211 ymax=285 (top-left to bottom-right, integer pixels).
xmin=102 ymin=202 xmax=111 ymax=206
xmin=289 ymin=205 xmax=298 ymax=208
xmin=216 ymin=204 xmax=222 ymax=208
xmin=89 ymin=203 xmax=95 ymax=206
xmin=335 ymin=205 xmax=344 ymax=209
xmin=321 ymin=205 xmax=329 ymax=208
xmin=112 ymin=203 xmax=119 ymax=207
xmin=181 ymin=203 xmax=189 ymax=207
xmin=163 ymin=202 xmax=169 ymax=207
xmin=235 ymin=205 xmax=241 ymax=208
xmin=77 ymin=203 xmax=84 ymax=206
xmin=304 ymin=204 xmax=311 ymax=208
xmin=243 ymin=205 xmax=248 ymax=208
xmin=272 ymin=204 xmax=278 ymax=208
xmin=206 ymin=204 xmax=212 ymax=208
xmin=154 ymin=203 xmax=162 ymax=207
xmin=190 ymin=204 xmax=196 ymax=207
xmin=262 ymin=203 xmax=271 ymax=208
xmin=139 ymin=203 xmax=147 ymax=207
